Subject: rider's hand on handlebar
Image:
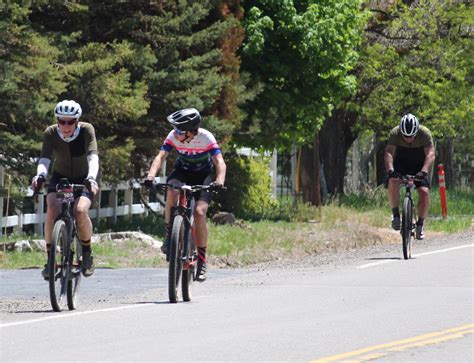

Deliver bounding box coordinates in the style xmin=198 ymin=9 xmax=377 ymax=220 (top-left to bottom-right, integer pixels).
xmin=210 ymin=181 xmax=223 ymax=188
xmin=143 ymin=178 xmax=155 ymax=189
xmin=84 ymin=176 xmax=99 ymax=196
xmin=415 ymin=170 xmax=428 ymax=181
xmin=31 ymin=175 xmax=45 ymax=190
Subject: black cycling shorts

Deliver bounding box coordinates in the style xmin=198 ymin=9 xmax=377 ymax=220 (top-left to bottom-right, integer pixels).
xmin=167 ymin=168 xmax=213 ymax=204
xmin=47 ymin=172 xmax=93 ymax=200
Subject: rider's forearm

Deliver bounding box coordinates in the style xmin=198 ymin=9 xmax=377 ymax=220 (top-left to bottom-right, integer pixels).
xmin=215 ymin=160 xmax=226 ymax=185
xmin=87 ymin=154 xmax=99 ymax=179
xmin=384 ymin=152 xmax=394 ymax=172
xmin=37 ymin=158 xmax=51 ymax=177
xmin=147 ymin=153 xmax=164 ymax=178
xmin=422 ymin=151 xmax=435 ymax=173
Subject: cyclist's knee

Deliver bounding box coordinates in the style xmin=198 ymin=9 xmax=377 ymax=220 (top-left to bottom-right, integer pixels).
xmin=417 ymin=187 xmax=429 ymax=198
xmin=195 ymin=202 xmax=208 ymax=216
xmin=74 ymin=205 xmax=90 ymax=220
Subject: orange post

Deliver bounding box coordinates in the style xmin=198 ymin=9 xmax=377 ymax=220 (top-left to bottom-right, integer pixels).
xmin=437 ymin=164 xmax=448 ymax=219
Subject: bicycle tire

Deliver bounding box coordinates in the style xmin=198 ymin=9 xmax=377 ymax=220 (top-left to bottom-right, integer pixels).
xmin=402 ymin=197 xmax=413 ymax=260
xmin=169 ymin=215 xmax=184 ymax=303
xmin=182 ymin=229 xmax=196 ymax=302
xmin=49 ymin=220 xmax=68 ymax=312
xmin=67 ymin=236 xmax=82 ymax=310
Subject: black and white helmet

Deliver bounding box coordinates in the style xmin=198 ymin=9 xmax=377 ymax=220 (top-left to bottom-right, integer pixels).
xmin=400 ymin=113 xmax=419 ymax=137
xmin=54 ymin=100 xmax=82 ymax=119
xmin=167 ymin=108 xmax=201 ymax=131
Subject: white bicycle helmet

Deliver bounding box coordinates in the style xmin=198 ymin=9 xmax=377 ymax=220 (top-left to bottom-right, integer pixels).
xmin=54 ymin=100 xmax=82 ymax=119
xmin=400 ymin=113 xmax=419 ymax=137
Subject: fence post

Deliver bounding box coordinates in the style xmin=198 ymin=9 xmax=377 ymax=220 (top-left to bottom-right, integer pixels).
xmin=34 ymin=187 xmax=45 ymax=237
xmin=110 ymin=188 xmax=118 ymax=224
xmin=94 ymin=186 xmax=101 ymax=229
xmin=124 ymin=187 xmax=133 ymax=220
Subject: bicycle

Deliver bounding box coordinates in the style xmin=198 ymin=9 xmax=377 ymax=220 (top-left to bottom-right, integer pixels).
xmin=35 ymin=178 xmax=86 ymax=312
xmin=399 ymin=175 xmax=417 ymax=260
xmin=143 ymin=182 xmax=225 ymax=303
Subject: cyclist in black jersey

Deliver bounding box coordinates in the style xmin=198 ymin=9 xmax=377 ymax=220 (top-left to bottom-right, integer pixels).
xmin=384 ymin=113 xmax=435 ymax=240
xmin=31 ymin=100 xmax=99 ymax=279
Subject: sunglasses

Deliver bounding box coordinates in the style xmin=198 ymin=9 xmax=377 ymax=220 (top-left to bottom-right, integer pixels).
xmin=173 ymin=128 xmax=186 ymax=135
xmin=57 ymin=118 xmax=77 ymax=126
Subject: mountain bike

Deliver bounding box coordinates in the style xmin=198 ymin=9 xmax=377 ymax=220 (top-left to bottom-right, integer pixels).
xmin=400 ymin=175 xmax=417 ymax=260
xmin=144 ymin=182 xmax=225 ymax=303
xmin=40 ymin=178 xmax=86 ymax=312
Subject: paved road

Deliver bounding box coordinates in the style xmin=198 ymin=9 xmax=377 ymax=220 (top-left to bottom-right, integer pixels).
xmin=1 ymin=232 xmax=473 ymax=362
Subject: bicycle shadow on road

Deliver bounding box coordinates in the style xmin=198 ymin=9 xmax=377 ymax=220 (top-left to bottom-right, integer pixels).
xmin=364 ymin=257 xmax=402 ymax=261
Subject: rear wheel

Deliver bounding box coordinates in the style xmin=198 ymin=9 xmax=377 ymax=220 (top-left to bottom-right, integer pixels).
xmin=168 ymin=215 xmax=184 ymax=303
xmin=49 ymin=220 xmax=68 ymax=312
xmin=67 ymin=236 xmax=82 ymax=310
xmin=182 ymin=228 xmax=196 ymax=302
xmin=402 ymin=197 xmax=413 ymax=260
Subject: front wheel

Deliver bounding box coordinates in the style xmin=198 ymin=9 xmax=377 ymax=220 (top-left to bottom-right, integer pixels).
xmin=182 ymin=228 xmax=196 ymax=302
xmin=401 ymin=197 xmax=413 ymax=260
xmin=168 ymin=215 xmax=184 ymax=303
xmin=49 ymin=220 xmax=68 ymax=312
xmin=67 ymin=236 xmax=82 ymax=310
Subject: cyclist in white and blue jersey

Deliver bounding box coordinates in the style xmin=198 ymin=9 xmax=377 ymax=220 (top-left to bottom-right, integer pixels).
xmin=145 ymin=108 xmax=226 ymax=282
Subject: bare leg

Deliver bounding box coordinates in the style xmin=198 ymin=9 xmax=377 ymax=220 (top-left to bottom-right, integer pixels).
xmin=74 ymin=196 xmax=92 ymax=241
xmin=194 ymin=201 xmax=209 ymax=248
xmin=387 ymin=178 xmax=401 ymax=209
xmin=417 ymin=187 xmax=430 ymax=219
xmin=45 ymin=193 xmax=61 ymax=246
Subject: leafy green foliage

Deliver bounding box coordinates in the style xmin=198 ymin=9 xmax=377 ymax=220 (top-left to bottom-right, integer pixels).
xmin=1 ymin=1 xmax=245 ymax=187
xmin=238 ymin=0 xmax=368 ymax=149
xmin=355 ymin=1 xmax=473 ymax=141
xmin=0 ymin=2 xmax=66 ymax=178
xmin=213 ymin=152 xmax=278 ymax=219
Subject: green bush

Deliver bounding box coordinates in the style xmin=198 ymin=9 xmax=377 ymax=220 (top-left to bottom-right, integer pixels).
xmin=213 ymin=152 xmax=278 ymax=220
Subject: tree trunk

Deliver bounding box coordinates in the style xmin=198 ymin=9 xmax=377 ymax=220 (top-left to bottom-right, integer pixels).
xmin=300 ymin=134 xmax=321 ymax=206
xmin=318 ymin=109 xmax=358 ymax=196
xmin=435 ymin=139 xmax=454 ymax=188
xmin=375 ymin=133 xmax=387 ymax=186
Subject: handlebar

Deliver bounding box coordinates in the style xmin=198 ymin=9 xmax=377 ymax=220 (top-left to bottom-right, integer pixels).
xmin=142 ymin=182 xmax=227 ymax=193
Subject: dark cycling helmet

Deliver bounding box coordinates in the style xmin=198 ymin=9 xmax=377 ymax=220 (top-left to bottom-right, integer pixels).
xmin=400 ymin=113 xmax=419 ymax=137
xmin=166 ymin=108 xmax=201 ymax=131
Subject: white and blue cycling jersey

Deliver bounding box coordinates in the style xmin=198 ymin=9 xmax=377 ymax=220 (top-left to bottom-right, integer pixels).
xmin=160 ymin=128 xmax=222 ymax=173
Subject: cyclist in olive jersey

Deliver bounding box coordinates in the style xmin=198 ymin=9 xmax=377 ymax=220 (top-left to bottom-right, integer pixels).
xmin=384 ymin=113 xmax=435 ymax=240
xmin=145 ymin=108 xmax=226 ymax=282
xmin=31 ymin=100 xmax=99 ymax=279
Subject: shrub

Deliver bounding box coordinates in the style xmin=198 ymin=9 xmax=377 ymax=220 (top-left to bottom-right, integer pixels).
xmin=213 ymin=152 xmax=278 ymax=220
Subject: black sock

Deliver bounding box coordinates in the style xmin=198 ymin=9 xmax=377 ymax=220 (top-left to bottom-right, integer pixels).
xmin=165 ymin=223 xmax=171 ymax=240
xmin=417 ymin=218 xmax=424 ymax=226
xmin=81 ymin=239 xmax=91 ymax=252
xmin=198 ymin=247 xmax=207 ymax=263
xmin=392 ymin=208 xmax=400 ymax=217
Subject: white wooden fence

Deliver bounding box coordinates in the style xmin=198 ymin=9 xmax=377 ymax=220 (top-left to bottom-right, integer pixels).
xmin=1 ymin=150 xmax=281 ymax=237
xmin=0 ymin=167 xmax=164 ymax=237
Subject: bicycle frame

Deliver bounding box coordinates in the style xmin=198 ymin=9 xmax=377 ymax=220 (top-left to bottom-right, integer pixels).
xmin=49 ymin=181 xmax=85 ymax=311
xmin=55 ymin=185 xmax=82 ymax=273
xmin=399 ymin=175 xmax=417 ymax=259
xmin=169 ymin=185 xmax=199 ymax=270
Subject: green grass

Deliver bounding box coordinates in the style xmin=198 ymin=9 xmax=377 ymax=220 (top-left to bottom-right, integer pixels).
xmin=1 ymin=187 xmax=472 ymax=269
xmin=0 ymin=250 xmax=45 ymax=269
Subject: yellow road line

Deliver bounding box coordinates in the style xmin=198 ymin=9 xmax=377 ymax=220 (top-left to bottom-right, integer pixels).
xmin=311 ymin=323 xmax=474 ymax=363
